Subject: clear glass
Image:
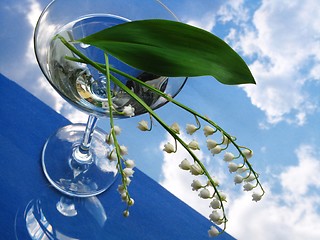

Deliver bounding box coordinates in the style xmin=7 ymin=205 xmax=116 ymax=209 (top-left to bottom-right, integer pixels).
xmin=34 ymin=0 xmax=187 ymax=197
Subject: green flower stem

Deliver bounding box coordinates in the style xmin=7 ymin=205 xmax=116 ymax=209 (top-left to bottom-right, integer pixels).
xmin=107 ymin=66 xmax=264 ymax=196
xmin=108 ymin=73 xmax=228 ymax=229
xmin=104 ymin=52 xmax=131 ymax=204
xmin=59 ymin=35 xmax=264 ymax=230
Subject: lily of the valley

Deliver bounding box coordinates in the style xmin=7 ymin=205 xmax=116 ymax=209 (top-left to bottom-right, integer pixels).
xmin=228 ymin=162 xmax=238 ymax=173
xmin=138 ymin=120 xmax=149 ymax=131
xmin=234 ymin=175 xmax=243 ymax=184
xmin=189 ymin=163 xmax=204 ymax=175
xmin=179 ymin=158 xmax=191 ymax=170
xmin=208 ymin=226 xmax=219 ymax=237
xmin=203 ymin=125 xmax=215 ymax=137
xmin=223 ymin=152 xmax=234 ymax=162
xmin=211 ymin=146 xmax=222 ymax=155
xmin=206 ymin=139 xmax=218 ymax=150
xmin=122 ymin=104 xmax=135 ymax=117
xmin=209 ymin=210 xmax=221 ymax=223
xmin=191 ymin=179 xmax=203 ymax=191
xmin=198 ymin=188 xmax=211 ymax=199
xmin=186 ymin=124 xmax=198 ymax=135
xmin=242 ymin=149 xmax=253 ymax=159
xmin=125 ymin=159 xmax=135 ymax=168
xmin=210 ymin=199 xmax=221 ymax=209
xmin=188 ymin=140 xmax=200 ymax=150
xmin=252 ymin=192 xmax=262 ymax=202
xmin=163 ymin=142 xmax=175 ymax=153
xmin=170 ymin=122 xmax=180 ymax=134
xmin=243 ymin=183 xmax=255 ymax=191
xmin=123 ymin=168 xmax=135 ymax=177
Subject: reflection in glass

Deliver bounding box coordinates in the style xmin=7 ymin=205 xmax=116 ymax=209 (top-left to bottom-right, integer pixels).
xmin=16 ymin=195 xmax=106 ymax=240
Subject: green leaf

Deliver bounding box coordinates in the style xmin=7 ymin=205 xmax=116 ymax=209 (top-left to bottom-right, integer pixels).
xmin=78 ymin=19 xmax=255 ymax=85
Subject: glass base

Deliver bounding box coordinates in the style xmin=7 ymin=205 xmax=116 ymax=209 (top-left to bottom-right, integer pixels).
xmin=42 ymin=124 xmax=118 ymax=197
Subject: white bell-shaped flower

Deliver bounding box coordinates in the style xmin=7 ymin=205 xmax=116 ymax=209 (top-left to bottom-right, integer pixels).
xmin=122 ymin=104 xmax=135 ymax=117
xmin=186 ymin=124 xmax=198 ymax=135
xmin=208 ymin=226 xmax=219 ymax=237
xmin=163 ymin=142 xmax=175 ymax=153
xmin=188 ymin=140 xmax=200 ymax=150
xmin=179 ymin=158 xmax=191 ymax=170
xmin=203 ymin=125 xmax=215 ymax=137
xmin=198 ymin=188 xmax=211 ymax=199
xmin=191 ymin=179 xmax=203 ymax=191
xmin=206 ymin=139 xmax=218 ymax=150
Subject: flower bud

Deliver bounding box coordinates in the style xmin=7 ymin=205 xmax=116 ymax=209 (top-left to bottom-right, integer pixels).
xmin=244 ymin=173 xmax=256 ymax=182
xmin=189 ymin=163 xmax=204 ymax=175
xmin=243 ymin=183 xmax=254 ymax=191
xmin=223 ymin=152 xmax=235 ymax=162
xmin=209 ymin=210 xmax=221 ymax=222
xmin=122 ymin=104 xmax=135 ymax=117
xmin=127 ymin=198 xmax=135 ymax=206
xmin=105 ymin=133 xmax=114 ymax=145
xmin=125 ymin=177 xmax=132 ymax=185
xmin=113 ymin=125 xmax=121 ymax=135
xmin=186 ymin=124 xmax=198 ymax=135
xmin=107 ymin=150 xmax=118 ymax=161
xmin=117 ymin=185 xmax=125 ymax=194
xmin=170 ymin=122 xmax=180 ymax=134
xmin=138 ymin=120 xmax=149 ymax=131
xmin=252 ymin=192 xmax=262 ymax=202
xmin=222 ymin=135 xmax=230 ymax=145
xmin=198 ymin=188 xmax=211 ymax=199
xmin=207 ymin=178 xmax=219 ymax=187
xmin=208 ymin=226 xmax=219 ymax=237
xmin=211 ymin=146 xmax=222 ymax=155
xmin=203 ymin=126 xmax=215 ymax=137
xmin=215 ymin=192 xmax=227 ymax=202
xmin=237 ymin=164 xmax=249 ymax=173
xmin=163 ymin=142 xmax=175 ymax=153
xmin=179 ymin=159 xmax=191 ymax=170
xmin=228 ymin=162 xmax=238 ymax=173
xmin=242 ymin=149 xmax=253 ymax=159
xmin=210 ymin=199 xmax=221 ymax=209
xmin=120 ymin=145 xmax=128 ymax=155
xmin=123 ymin=210 xmax=130 ymax=217
xmin=206 ymin=139 xmax=218 ymax=150
xmin=125 ymin=159 xmax=135 ymax=168
xmin=188 ymin=140 xmax=200 ymax=150
xmin=234 ymin=175 xmax=243 ymax=184
xmin=123 ymin=168 xmax=134 ymax=177
xmin=191 ymin=179 xmax=203 ymax=191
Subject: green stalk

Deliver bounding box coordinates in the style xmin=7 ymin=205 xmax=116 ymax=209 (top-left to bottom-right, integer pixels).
xmin=104 ymin=52 xmax=131 ymax=204
xmin=109 ymin=73 xmax=228 ymax=229
xmin=107 ymin=65 xmax=264 ymax=195
xmin=58 ymin=35 xmax=265 ymax=231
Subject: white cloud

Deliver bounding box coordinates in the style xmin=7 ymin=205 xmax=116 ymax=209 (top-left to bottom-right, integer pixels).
xmin=227 ymin=144 xmax=320 ymax=240
xmin=160 ymin=141 xmax=320 ymax=239
xmin=280 ymin=144 xmax=320 ymax=196
xmin=25 ymin=0 xmax=42 ymax=64
xmin=227 ymin=186 xmax=320 ymax=240
xmin=221 ymin=0 xmax=320 ymax=125
xmin=5 ymin=0 xmax=87 ymax=122
xmin=159 ymin=132 xmax=214 ymax=217
xmin=186 ymin=13 xmax=216 ymax=32
xmin=217 ymin=0 xmax=249 ymax=24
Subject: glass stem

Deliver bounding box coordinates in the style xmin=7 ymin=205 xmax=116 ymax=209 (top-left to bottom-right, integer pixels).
xmin=73 ymin=114 xmax=98 ymax=164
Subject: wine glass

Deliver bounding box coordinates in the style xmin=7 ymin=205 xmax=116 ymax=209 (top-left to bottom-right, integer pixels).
xmin=34 ymin=0 xmax=187 ymax=197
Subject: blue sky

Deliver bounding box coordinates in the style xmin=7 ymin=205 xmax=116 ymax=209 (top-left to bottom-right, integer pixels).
xmin=1 ymin=0 xmax=320 ymax=239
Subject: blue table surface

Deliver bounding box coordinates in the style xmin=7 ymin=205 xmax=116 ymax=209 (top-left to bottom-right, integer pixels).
xmin=0 ymin=73 xmax=234 ymax=240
